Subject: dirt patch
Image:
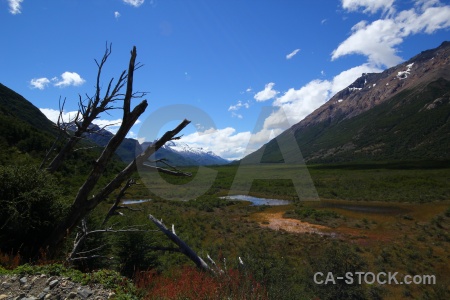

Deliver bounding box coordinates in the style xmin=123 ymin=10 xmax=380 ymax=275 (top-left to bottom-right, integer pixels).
xmin=255 ymin=211 xmax=332 ymax=235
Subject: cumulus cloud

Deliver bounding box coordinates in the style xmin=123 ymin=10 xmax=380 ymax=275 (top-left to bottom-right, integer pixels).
xmin=228 ymin=100 xmax=250 ymax=111
xmin=333 ymin=1 xmax=450 ymax=67
xmin=286 ymin=49 xmax=300 ymax=60
xmin=341 ymin=0 xmax=395 ymax=14
xmin=180 ymin=61 xmax=384 ymax=161
xmin=122 ymin=0 xmax=145 ymax=7
xmin=40 ymin=108 xmax=141 ymax=136
xmin=8 ymin=0 xmax=23 ymax=15
xmin=174 ymin=1 xmax=450 ymax=161
xmin=114 ymin=11 xmax=121 ymax=19
xmin=39 ymin=108 xmax=79 ymax=124
xmin=54 ymin=72 xmax=86 ymax=87
xmin=178 ymin=127 xmax=252 ymax=161
xmin=30 ymin=72 xmax=85 ymax=90
xmin=254 ymin=82 xmax=278 ymax=102
xmin=30 ymin=78 xmax=51 ymax=90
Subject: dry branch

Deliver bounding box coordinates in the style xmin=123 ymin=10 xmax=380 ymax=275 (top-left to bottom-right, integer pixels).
xmin=148 ymin=214 xmax=211 ymax=272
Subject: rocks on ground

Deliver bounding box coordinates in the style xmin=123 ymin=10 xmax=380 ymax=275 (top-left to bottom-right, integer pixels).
xmin=0 ymin=275 xmax=115 ymax=300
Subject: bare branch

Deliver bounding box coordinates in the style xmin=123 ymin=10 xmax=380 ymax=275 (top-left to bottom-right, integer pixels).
xmin=102 ymin=179 xmax=136 ymax=226
xmin=148 ymin=214 xmax=211 ymax=272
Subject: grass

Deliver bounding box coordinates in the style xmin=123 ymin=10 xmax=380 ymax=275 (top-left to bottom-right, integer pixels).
xmin=2 ymin=160 xmax=449 ymax=299
xmin=129 ymin=161 xmax=450 ymax=203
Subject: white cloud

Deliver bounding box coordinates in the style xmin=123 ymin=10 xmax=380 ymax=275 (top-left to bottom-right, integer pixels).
xmin=414 ymin=0 xmax=441 ymax=11
xmin=8 ymin=0 xmax=23 ymax=15
xmin=254 ymin=82 xmax=278 ymax=102
xmin=184 ymin=62 xmax=384 ymax=160
xmin=40 ymin=108 xmax=79 ymax=124
xmin=122 ymin=0 xmax=145 ymax=7
xmin=271 ymin=80 xmax=332 ymax=129
xmin=30 ymin=78 xmax=51 ymax=90
xmin=333 ymin=1 xmax=450 ymax=67
xmin=228 ymin=100 xmax=250 ymax=111
xmin=231 ymin=112 xmax=243 ymax=119
xmin=178 ymin=127 xmax=252 ymax=161
xmin=92 ymin=118 xmax=123 ymax=128
xmin=54 ymin=72 xmax=86 ymax=87
xmin=341 ymin=0 xmax=395 ymax=14
xmin=286 ymin=49 xmax=300 ymax=60
xmin=114 ymin=11 xmax=121 ymax=19
xmin=40 ymin=108 xmax=141 ymax=136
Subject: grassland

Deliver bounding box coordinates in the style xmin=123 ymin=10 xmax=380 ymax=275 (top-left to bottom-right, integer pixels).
xmin=107 ymin=160 xmax=450 ymax=299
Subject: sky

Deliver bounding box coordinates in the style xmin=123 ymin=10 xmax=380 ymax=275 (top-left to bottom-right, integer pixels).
xmin=1 ymin=0 xmax=450 ymax=160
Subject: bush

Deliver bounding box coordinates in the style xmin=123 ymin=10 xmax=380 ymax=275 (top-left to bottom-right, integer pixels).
xmin=0 ymin=165 xmax=67 ymax=257
xmin=135 ymin=266 xmax=268 ymax=300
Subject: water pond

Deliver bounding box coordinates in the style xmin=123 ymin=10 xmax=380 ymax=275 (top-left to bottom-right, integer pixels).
xmin=122 ymin=199 xmax=152 ymax=205
xmin=220 ymin=195 xmax=291 ymax=206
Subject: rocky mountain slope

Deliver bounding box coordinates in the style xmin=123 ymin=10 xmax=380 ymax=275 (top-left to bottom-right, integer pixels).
xmin=244 ymin=41 xmax=450 ymax=163
xmin=299 ymin=41 xmax=450 ymax=129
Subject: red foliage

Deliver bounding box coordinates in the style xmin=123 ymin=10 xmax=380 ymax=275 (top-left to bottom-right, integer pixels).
xmin=134 ymin=266 xmax=268 ymax=300
xmin=0 ymin=250 xmax=21 ymax=269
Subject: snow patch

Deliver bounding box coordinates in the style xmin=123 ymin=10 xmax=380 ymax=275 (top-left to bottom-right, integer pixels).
xmin=397 ymin=63 xmax=414 ymax=80
xmin=349 ymin=87 xmax=362 ymax=92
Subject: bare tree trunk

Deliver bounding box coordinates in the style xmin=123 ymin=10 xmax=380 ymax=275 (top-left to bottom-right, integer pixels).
xmin=40 ymin=45 xmax=191 ymax=256
xmin=148 ymin=215 xmax=212 ymax=272
xmin=43 ymin=118 xmax=190 ymax=255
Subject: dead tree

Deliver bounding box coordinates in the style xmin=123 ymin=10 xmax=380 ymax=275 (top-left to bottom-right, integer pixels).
xmin=148 ymin=215 xmax=212 ymax=272
xmin=41 ymin=45 xmax=191 ymax=255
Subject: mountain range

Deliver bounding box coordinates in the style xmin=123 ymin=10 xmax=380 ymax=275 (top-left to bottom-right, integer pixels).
xmin=244 ymin=41 xmax=450 ymax=164
xmin=66 ymin=123 xmax=229 ymax=166
xmin=1 ymin=41 xmax=449 ymax=166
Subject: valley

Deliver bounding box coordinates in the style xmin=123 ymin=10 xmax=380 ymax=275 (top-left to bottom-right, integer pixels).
xmin=1 ymin=40 xmax=449 ymax=299
xmin=119 ymin=162 xmax=450 ymax=299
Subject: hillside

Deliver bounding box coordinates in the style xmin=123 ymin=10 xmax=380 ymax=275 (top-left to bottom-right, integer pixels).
xmin=0 ymin=83 xmax=57 ymax=163
xmin=244 ymin=41 xmax=450 ymax=163
xmin=0 ymin=83 xmax=55 ymax=134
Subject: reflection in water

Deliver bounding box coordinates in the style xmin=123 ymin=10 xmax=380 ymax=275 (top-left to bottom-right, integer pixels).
xmin=220 ymin=195 xmax=291 ymax=206
xmin=122 ymin=199 xmax=152 ymax=205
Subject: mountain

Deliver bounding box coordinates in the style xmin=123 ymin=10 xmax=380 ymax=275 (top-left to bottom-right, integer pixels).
xmin=73 ymin=125 xmax=229 ymax=166
xmin=0 ymin=83 xmax=55 ymax=134
xmin=66 ymin=123 xmax=143 ymax=163
xmin=163 ymin=141 xmax=230 ymax=166
xmin=141 ymin=141 xmax=229 ymax=166
xmin=244 ymin=41 xmax=450 ymax=164
xmin=0 ymin=83 xmax=57 ymax=162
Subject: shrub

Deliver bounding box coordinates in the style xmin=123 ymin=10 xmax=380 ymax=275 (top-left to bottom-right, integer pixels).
xmin=0 ymin=165 xmax=67 ymax=257
xmin=135 ymin=266 xmax=268 ymax=300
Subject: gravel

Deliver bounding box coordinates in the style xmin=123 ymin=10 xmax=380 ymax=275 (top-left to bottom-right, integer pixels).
xmin=0 ymin=275 xmax=115 ymax=300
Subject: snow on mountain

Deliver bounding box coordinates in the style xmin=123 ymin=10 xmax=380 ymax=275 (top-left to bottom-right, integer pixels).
xmin=161 ymin=141 xmax=230 ymax=166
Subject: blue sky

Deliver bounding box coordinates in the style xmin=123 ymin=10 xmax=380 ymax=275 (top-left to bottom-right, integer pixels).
xmin=1 ymin=0 xmax=450 ymax=160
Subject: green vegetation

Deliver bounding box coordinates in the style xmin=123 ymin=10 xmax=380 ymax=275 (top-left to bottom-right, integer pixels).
xmin=0 ymin=82 xmax=449 ymax=299
xmin=0 ymin=165 xmax=69 ymax=256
